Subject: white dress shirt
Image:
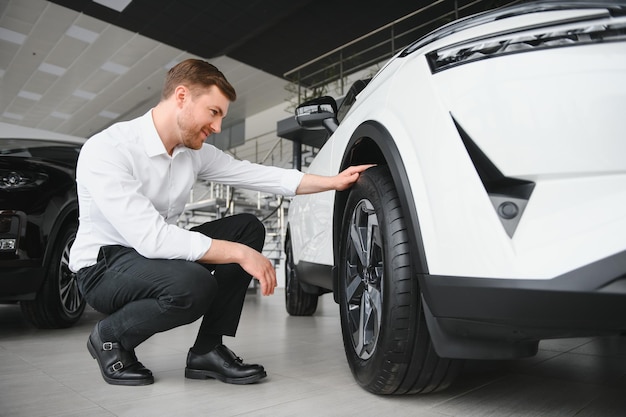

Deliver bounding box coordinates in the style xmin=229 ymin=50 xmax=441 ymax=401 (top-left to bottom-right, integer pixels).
xmin=69 ymin=110 xmax=304 ymax=272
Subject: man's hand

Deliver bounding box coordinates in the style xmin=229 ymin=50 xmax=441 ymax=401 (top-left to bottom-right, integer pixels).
xmin=238 ymin=246 xmax=277 ymax=296
xmin=296 ymin=164 xmax=375 ymax=195
xmin=333 ymin=164 xmax=376 ymax=191
xmin=199 ymin=239 xmax=277 ymax=296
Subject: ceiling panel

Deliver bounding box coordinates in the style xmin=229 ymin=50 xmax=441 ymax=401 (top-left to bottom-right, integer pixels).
xmin=0 ymin=0 xmax=307 ymax=137
xmin=1 ymin=0 xmax=514 ymax=142
xmin=47 ymin=0 xmax=423 ymax=79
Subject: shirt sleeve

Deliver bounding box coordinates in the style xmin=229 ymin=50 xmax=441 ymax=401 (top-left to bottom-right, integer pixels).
xmin=195 ymin=144 xmax=305 ymax=196
xmin=76 ymin=138 xmax=212 ymax=261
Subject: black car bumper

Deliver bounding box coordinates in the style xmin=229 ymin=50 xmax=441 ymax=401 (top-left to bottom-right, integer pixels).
xmin=1 ymin=211 xmax=45 ymax=300
xmin=0 ymin=264 xmax=44 ymax=300
xmin=420 ymin=250 xmax=626 ymax=360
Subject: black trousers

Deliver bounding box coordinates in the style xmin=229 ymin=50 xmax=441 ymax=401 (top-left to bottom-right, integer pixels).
xmin=77 ymin=213 xmax=265 ymax=351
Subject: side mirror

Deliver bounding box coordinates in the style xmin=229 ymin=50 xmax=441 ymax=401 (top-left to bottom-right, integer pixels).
xmin=295 ymin=96 xmax=339 ymax=134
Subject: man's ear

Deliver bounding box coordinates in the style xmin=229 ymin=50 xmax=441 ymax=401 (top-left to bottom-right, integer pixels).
xmin=174 ymin=85 xmax=188 ymax=107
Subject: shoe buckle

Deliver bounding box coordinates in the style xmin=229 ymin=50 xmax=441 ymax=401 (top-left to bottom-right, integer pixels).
xmin=111 ymin=361 xmax=124 ymax=372
xmin=102 ymin=342 xmax=113 ymax=351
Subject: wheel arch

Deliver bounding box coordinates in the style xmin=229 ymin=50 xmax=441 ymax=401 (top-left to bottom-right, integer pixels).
xmin=332 ymin=120 xmax=429 ymax=297
xmin=42 ymin=201 xmax=78 ymax=272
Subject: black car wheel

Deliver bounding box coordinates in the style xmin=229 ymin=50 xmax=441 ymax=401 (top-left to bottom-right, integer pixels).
xmin=338 ymin=165 xmax=461 ymax=394
xmin=285 ymin=236 xmax=318 ymax=316
xmin=21 ymin=223 xmax=85 ymax=328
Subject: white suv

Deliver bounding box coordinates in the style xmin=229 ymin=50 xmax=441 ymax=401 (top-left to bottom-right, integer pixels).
xmin=285 ymin=0 xmax=626 ymax=395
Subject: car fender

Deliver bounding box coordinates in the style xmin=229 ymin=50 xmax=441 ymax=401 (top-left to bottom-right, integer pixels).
xmin=42 ymin=197 xmax=78 ymax=271
xmin=334 ymin=120 xmax=430 ymax=278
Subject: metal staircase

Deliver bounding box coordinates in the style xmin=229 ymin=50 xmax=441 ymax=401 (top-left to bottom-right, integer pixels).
xmin=178 ymin=183 xmax=288 ymax=263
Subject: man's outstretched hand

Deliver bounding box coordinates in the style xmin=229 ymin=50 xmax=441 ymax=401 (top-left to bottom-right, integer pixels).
xmin=296 ymin=164 xmax=375 ymax=195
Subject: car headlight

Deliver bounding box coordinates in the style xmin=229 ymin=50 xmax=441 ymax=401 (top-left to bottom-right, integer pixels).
xmin=0 ymin=213 xmax=21 ymax=253
xmin=0 ymin=169 xmax=48 ymax=190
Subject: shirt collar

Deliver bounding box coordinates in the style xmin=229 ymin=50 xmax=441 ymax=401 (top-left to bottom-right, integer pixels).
xmin=141 ymin=110 xmax=169 ymax=158
xmin=141 ymin=109 xmax=192 ymax=159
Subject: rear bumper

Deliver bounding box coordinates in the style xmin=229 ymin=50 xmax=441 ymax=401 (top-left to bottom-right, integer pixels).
xmin=0 ymin=264 xmax=44 ymax=300
xmin=421 ymin=250 xmax=626 ymax=360
xmin=0 ymin=209 xmax=46 ymax=299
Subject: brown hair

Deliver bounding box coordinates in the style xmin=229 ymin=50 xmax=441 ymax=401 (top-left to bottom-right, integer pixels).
xmin=161 ymin=59 xmax=237 ymax=102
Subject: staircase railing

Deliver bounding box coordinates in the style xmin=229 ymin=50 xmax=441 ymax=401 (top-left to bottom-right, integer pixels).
xmin=284 ymin=0 xmax=522 ymax=103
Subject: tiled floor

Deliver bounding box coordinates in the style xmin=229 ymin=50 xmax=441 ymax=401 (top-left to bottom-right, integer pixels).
xmin=1 ymin=289 xmax=625 ymax=417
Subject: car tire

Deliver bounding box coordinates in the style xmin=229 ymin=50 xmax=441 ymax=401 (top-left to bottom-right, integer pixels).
xmin=21 ymin=223 xmax=85 ymax=328
xmin=338 ymin=165 xmax=461 ymax=394
xmin=285 ymin=236 xmax=319 ymax=316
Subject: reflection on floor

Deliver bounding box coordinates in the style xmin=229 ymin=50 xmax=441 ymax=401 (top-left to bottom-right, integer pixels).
xmin=1 ymin=289 xmax=625 ymax=417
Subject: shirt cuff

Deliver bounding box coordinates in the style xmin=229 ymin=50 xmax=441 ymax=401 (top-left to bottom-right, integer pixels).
xmin=189 ymin=231 xmax=213 ymax=261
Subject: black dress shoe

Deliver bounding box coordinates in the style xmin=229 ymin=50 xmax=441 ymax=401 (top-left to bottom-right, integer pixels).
xmin=87 ymin=322 xmax=154 ymax=386
xmin=185 ymin=344 xmax=267 ymax=385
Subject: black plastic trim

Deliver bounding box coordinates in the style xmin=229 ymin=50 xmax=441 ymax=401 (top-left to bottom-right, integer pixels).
xmin=454 ymin=117 xmax=535 ymax=199
xmin=0 ymin=266 xmax=44 ymax=297
xmin=43 ymin=201 xmax=77 ymax=267
xmin=294 ymin=260 xmax=333 ymax=295
xmin=335 ymin=121 xmax=429 ymax=282
xmin=336 ymin=78 xmax=371 ymax=124
xmin=421 ymin=249 xmax=626 ymax=359
xmin=454 ymin=116 xmax=534 ymax=237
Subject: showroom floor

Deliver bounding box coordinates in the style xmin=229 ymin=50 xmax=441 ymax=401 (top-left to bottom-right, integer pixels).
xmin=1 ymin=289 xmax=625 ymax=417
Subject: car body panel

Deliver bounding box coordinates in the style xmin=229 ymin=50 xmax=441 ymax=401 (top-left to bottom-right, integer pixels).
xmin=286 ymin=1 xmax=626 ymax=363
xmin=289 ymin=6 xmax=626 ymax=282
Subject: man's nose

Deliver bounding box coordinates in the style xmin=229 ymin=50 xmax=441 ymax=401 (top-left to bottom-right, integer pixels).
xmin=211 ymin=118 xmax=222 ymax=134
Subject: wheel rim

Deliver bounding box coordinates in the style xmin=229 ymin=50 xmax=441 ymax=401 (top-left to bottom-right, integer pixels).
xmin=57 ymin=235 xmax=82 ymax=316
xmin=344 ymin=199 xmax=383 ymax=360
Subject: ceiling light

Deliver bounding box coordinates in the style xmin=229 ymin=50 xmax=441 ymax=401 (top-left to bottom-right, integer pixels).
xmin=93 ymin=0 xmax=132 ymax=12
xmin=101 ymin=61 xmax=129 ymax=75
xmin=3 ymin=112 xmax=24 ymax=121
xmin=18 ymin=91 xmax=42 ymax=101
xmin=165 ymin=60 xmax=180 ymax=70
xmin=99 ymin=110 xmax=120 ymax=119
xmin=0 ymin=27 xmax=26 ymax=45
xmin=51 ymin=111 xmax=71 ymax=120
xmin=66 ymin=25 xmax=99 ymax=44
xmin=73 ymin=89 xmax=97 ymax=100
xmin=39 ymin=63 xmax=66 ymax=76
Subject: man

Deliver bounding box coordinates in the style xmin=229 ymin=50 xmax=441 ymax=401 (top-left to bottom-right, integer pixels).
xmin=69 ymin=58 xmax=371 ymax=386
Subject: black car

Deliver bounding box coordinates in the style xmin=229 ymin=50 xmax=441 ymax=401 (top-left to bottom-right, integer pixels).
xmin=0 ymin=124 xmax=85 ymax=328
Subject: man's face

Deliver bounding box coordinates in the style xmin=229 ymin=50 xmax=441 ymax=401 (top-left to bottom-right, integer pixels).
xmin=177 ymin=85 xmax=230 ymax=150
